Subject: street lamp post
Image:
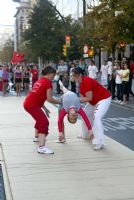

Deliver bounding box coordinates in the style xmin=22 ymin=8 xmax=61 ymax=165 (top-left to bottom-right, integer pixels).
xmin=44 ymin=0 xmax=68 ymax=34
xmin=44 ymin=0 xmax=70 ymax=63
xmin=83 ymin=0 xmax=86 ymax=16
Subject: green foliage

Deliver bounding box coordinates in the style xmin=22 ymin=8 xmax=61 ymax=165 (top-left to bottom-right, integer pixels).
xmin=0 ymin=39 xmax=14 ymax=63
xmin=23 ymin=0 xmax=65 ymax=62
xmin=78 ymin=0 xmax=134 ymax=53
xmin=23 ymin=0 xmax=83 ymax=62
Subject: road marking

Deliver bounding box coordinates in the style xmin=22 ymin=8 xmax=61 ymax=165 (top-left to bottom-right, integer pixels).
xmin=103 ymin=117 xmax=134 ymax=132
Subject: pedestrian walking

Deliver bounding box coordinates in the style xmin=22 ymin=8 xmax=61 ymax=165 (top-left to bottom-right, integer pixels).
xmin=23 ymin=66 xmax=61 ymax=154
xmin=72 ymin=68 xmax=111 ymax=150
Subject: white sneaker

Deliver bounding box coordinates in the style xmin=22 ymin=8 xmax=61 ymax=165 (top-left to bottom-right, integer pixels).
xmin=56 ymin=138 xmax=66 ymax=143
xmin=93 ymin=144 xmax=104 ymax=151
xmin=37 ymin=146 xmax=54 ymax=154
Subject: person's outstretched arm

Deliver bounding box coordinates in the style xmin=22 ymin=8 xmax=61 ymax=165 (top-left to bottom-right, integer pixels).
xmin=47 ymin=88 xmax=61 ymax=104
xmin=58 ymin=108 xmax=67 ymax=135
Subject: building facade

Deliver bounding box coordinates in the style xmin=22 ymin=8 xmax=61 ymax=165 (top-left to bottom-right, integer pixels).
xmin=13 ymin=0 xmax=32 ymax=51
xmin=0 ymin=26 xmax=14 ymax=50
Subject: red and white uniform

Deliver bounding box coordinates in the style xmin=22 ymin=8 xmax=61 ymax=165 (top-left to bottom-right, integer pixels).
xmin=80 ymin=76 xmax=111 ymax=145
xmin=23 ymin=77 xmax=52 ymax=135
xmin=58 ymin=91 xmax=92 ymax=133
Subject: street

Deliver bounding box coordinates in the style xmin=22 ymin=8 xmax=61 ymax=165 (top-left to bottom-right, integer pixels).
xmin=0 ymin=95 xmax=134 ymax=200
xmin=104 ymin=104 xmax=134 ymax=150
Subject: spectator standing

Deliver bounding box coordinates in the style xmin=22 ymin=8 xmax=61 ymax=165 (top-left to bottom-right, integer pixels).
xmin=110 ymin=62 xmax=117 ymax=100
xmin=69 ymin=62 xmax=76 ymax=93
xmin=121 ymin=63 xmax=130 ymax=104
xmin=115 ymin=64 xmax=123 ymax=103
xmin=30 ymin=65 xmax=39 ymax=87
xmin=78 ymin=58 xmax=86 ymax=74
xmin=88 ymin=60 xmax=98 ymax=80
xmin=62 ymin=72 xmax=69 ymax=89
xmin=56 ymin=60 xmax=68 ymax=94
xmin=14 ymin=65 xmax=23 ymax=96
xmin=107 ymin=59 xmax=113 ymax=91
xmin=129 ymin=61 xmax=134 ymax=96
xmin=23 ymin=67 xmax=30 ymax=95
xmin=0 ymin=66 xmax=3 ymax=92
xmin=2 ymin=66 xmax=9 ymax=96
xmin=100 ymin=60 xmax=108 ymax=87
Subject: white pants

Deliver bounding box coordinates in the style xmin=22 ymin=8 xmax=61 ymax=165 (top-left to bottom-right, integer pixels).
xmin=82 ymin=97 xmax=111 ymax=145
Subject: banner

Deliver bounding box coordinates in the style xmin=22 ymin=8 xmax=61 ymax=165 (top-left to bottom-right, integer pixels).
xmin=11 ymin=52 xmax=25 ymax=64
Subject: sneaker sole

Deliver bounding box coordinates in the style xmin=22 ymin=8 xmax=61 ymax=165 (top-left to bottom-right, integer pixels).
xmin=56 ymin=140 xmax=66 ymax=143
xmin=38 ymin=151 xmax=54 ymax=154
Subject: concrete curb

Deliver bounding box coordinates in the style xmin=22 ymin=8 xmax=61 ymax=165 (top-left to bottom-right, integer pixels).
xmin=0 ymin=143 xmax=13 ymax=200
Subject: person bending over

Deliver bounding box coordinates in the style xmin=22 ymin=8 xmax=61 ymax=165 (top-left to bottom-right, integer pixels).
xmin=58 ymin=80 xmax=94 ymax=143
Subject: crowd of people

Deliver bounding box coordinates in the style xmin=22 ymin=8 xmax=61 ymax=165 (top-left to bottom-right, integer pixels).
xmin=55 ymin=58 xmax=134 ymax=105
xmin=0 ymin=64 xmax=39 ymax=96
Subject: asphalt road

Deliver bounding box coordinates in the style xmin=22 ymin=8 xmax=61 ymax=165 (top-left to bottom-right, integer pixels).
xmin=104 ymin=103 xmax=134 ymax=151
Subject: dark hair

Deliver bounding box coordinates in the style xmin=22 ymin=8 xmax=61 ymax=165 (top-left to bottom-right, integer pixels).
xmin=42 ymin=65 xmax=56 ymax=75
xmin=72 ymin=67 xmax=84 ymax=75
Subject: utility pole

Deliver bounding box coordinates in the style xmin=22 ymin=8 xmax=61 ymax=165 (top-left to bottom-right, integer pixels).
xmin=83 ymin=0 xmax=86 ymax=17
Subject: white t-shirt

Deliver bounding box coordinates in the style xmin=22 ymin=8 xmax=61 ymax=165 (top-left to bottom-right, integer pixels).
xmin=116 ymin=69 xmax=123 ymax=84
xmin=107 ymin=61 xmax=113 ymax=75
xmin=57 ymin=65 xmax=68 ymax=75
xmin=88 ymin=65 xmax=98 ymax=79
xmin=100 ymin=65 xmax=108 ymax=78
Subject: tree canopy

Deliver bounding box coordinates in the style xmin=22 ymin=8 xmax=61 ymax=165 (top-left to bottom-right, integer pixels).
xmin=0 ymin=39 xmax=14 ymax=63
xmin=78 ymin=0 xmax=134 ymax=53
xmin=23 ymin=0 xmax=66 ymax=62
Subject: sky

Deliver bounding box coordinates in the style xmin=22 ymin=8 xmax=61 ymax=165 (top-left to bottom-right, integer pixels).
xmin=0 ymin=0 xmax=18 ymax=26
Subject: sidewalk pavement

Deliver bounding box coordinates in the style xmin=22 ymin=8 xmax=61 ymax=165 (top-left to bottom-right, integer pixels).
xmin=0 ymin=96 xmax=134 ymax=200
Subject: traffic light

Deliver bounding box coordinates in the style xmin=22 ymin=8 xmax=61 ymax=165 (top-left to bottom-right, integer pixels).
xmin=66 ymin=35 xmax=70 ymax=47
xmin=63 ymin=44 xmax=67 ymax=57
xmin=119 ymin=42 xmax=125 ymax=50
xmin=88 ymin=47 xmax=94 ymax=57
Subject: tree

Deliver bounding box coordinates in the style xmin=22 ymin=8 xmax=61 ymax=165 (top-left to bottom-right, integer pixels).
xmin=78 ymin=0 xmax=134 ymax=60
xmin=23 ymin=0 xmax=66 ymax=62
xmin=0 ymin=39 xmax=14 ymax=63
